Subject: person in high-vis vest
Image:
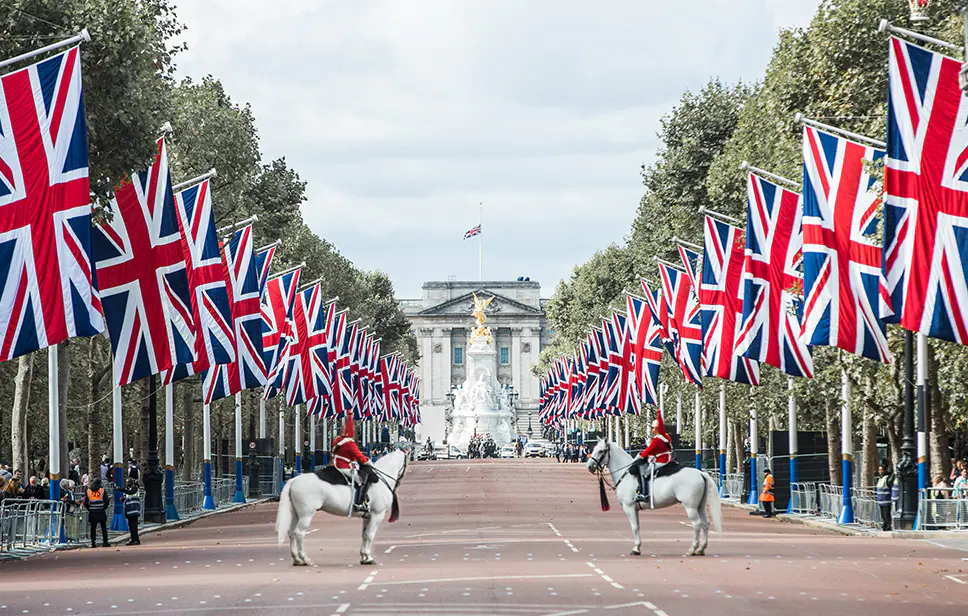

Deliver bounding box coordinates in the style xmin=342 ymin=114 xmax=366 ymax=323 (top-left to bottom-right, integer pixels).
xmin=331 ymin=419 xmax=374 ymax=512
xmin=83 ymin=478 xmax=109 ymax=548
xmin=761 ymin=467 xmax=776 ymax=517
xmin=875 ymin=461 xmax=895 ymax=531
xmin=121 ymin=477 xmax=142 ymax=545
xmin=632 ymin=409 xmax=674 ymax=504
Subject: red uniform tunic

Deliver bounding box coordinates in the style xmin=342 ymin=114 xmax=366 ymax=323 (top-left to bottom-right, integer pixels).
xmin=333 ymin=435 xmax=369 ymax=470
xmin=638 ymin=432 xmax=673 ymax=464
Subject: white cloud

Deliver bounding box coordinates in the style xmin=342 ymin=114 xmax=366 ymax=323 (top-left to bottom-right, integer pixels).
xmin=174 ymin=0 xmax=821 ymax=296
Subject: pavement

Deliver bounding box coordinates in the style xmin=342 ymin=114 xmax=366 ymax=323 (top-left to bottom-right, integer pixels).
xmin=1 ymin=459 xmax=967 ymax=615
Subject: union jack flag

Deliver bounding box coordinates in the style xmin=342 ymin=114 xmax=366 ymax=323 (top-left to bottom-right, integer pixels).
xmin=626 ymin=293 xmax=663 ymax=406
xmin=254 ymin=243 xmax=276 ymax=299
xmin=330 ymin=311 xmax=354 ymax=419
xmin=641 ymin=279 xmax=673 ymax=354
xmin=93 ymin=137 xmax=194 ymax=385
xmin=610 ymin=311 xmax=637 ymax=415
xmin=0 ymin=46 xmax=103 ymax=362
xmin=598 ymin=318 xmax=622 ymax=415
xmin=260 ymin=267 xmax=300 ymax=400
xmin=883 ymin=37 xmax=968 ymax=344
xmin=282 ymin=284 xmax=333 ymax=406
xmin=202 ymin=225 xmax=267 ymax=402
xmin=163 ymin=179 xmax=235 ymax=383
xmin=463 ymin=224 xmax=481 ymax=239
xmin=700 ymin=216 xmax=760 ymax=384
xmin=380 ymin=353 xmax=399 ymax=421
xmin=801 ymin=125 xmax=892 ymax=362
xmin=735 ymin=172 xmax=814 ymax=378
xmin=658 ymin=262 xmax=704 ymax=386
xmin=581 ymin=331 xmax=601 ymax=416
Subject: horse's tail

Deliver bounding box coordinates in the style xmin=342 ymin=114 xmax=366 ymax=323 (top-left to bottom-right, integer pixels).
xmin=275 ymin=479 xmax=293 ymax=544
xmin=705 ymin=474 xmax=723 ymax=533
xmin=388 ymin=491 xmax=400 ymax=523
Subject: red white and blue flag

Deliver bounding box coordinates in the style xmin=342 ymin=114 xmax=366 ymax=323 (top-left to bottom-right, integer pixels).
xmin=202 ymin=225 xmax=267 ymax=402
xmin=261 ymin=267 xmax=300 ymax=400
xmin=883 ymin=37 xmax=968 ymax=344
xmin=735 ymin=172 xmax=814 ymax=378
xmin=463 ymin=224 xmax=481 ymax=239
xmin=0 ymin=46 xmax=103 ymax=362
xmin=700 ymin=216 xmax=760 ymax=384
xmin=658 ymin=262 xmax=704 ymax=386
xmin=254 ymin=243 xmax=276 ymax=299
xmin=163 ymin=179 xmax=235 ymax=383
xmin=93 ymin=137 xmax=194 ymax=385
xmin=801 ymin=125 xmax=892 ymax=362
xmin=626 ymin=293 xmax=663 ymax=406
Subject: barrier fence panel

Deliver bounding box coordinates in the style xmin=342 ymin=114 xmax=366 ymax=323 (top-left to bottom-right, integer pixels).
xmin=1 ymin=500 xmax=65 ymax=553
xmin=789 ymin=482 xmax=818 ymax=515
xmin=817 ymin=484 xmax=843 ymax=519
xmin=919 ymin=488 xmax=968 ymax=530
xmin=851 ymin=487 xmax=884 ymax=529
xmin=722 ymin=474 xmax=744 ymax=501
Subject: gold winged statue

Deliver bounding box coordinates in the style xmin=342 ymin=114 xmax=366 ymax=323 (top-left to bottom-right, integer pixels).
xmin=470 ymin=293 xmax=494 ymax=345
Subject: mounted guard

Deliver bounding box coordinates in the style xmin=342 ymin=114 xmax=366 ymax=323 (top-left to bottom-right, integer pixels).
xmin=332 ymin=419 xmax=375 ymax=513
xmin=630 ymin=409 xmax=674 ymax=505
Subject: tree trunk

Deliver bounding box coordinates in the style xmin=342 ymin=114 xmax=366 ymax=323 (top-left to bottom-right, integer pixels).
xmin=733 ymin=419 xmax=744 ymax=473
xmin=926 ymin=342 xmax=950 ymax=481
xmin=181 ymin=382 xmax=194 ymax=481
xmin=861 ymin=408 xmax=877 ymax=487
xmin=825 ymin=398 xmax=841 ymax=485
xmin=137 ymin=379 xmax=150 ymax=466
xmin=886 ymin=410 xmax=901 ymax=472
xmin=57 ymin=340 xmax=71 ymax=480
xmin=726 ymin=420 xmax=735 ymax=475
xmin=11 ymin=354 xmax=33 ymax=473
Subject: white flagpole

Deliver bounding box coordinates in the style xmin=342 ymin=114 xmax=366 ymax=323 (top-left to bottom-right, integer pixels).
xmin=48 ymin=346 xmax=62 ymax=505
xmin=165 ymin=383 xmax=179 ymax=520
xmin=110 ymin=384 xmax=128 ymax=531
xmin=0 ymin=29 xmax=90 ymax=71
xmin=233 ymin=393 xmax=245 ymax=502
xmin=259 ymin=395 xmax=266 ymax=439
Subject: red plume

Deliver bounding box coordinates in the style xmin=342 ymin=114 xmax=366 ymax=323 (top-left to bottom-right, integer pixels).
xmin=342 ymin=419 xmax=355 ymax=440
xmin=654 ymin=407 xmax=667 ymax=435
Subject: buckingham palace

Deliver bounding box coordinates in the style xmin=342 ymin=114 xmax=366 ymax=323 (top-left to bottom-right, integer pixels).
xmin=399 ymin=279 xmax=552 ymax=443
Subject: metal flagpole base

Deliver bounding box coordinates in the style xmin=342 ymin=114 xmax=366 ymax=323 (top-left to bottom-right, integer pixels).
xmin=838 ymin=456 xmax=855 ymax=524
xmin=787 ymin=456 xmax=798 ymax=514
xmin=110 ymin=465 xmax=129 ymax=531
xmin=233 ymin=459 xmax=246 ymax=503
xmin=165 ymin=467 xmax=180 ymax=521
xmin=695 ymin=451 xmax=701 ymax=469
xmin=917 ymin=459 xmax=928 ymax=492
xmin=747 ymin=457 xmax=759 ymax=506
xmin=202 ymin=460 xmax=216 ymax=510
xmin=279 ymin=457 xmax=286 ymax=488
xmin=294 ymin=455 xmax=301 ymax=476
xmin=718 ymin=452 xmax=726 ymax=495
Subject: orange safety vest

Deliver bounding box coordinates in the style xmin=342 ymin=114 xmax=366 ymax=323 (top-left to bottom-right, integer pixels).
xmin=760 ymin=474 xmax=775 ymax=502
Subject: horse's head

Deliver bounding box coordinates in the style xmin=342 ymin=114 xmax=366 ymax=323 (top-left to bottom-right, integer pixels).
xmin=586 ymin=439 xmax=610 ymax=474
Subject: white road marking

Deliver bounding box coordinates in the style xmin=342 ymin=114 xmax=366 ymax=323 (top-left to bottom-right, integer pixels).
xmin=586 ymin=561 xmax=624 ymax=590
xmin=945 ymin=575 xmax=967 ymax=584
xmin=329 ymin=604 xmax=351 ymax=616
xmin=384 ymin=545 xmax=397 ymax=554
xmin=547 ymin=523 xmax=562 ymax=537
xmin=372 ymin=573 xmax=595 ymax=586
xmin=357 ymin=570 xmax=379 ymax=591
xmin=405 ymin=526 xmax=503 ymax=539
xmin=563 ymin=539 xmax=579 ymax=553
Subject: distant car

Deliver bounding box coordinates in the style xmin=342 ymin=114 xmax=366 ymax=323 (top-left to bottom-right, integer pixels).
xmin=524 ymin=443 xmax=545 ymax=458
xmin=415 ymin=446 xmax=436 ymax=461
xmin=434 ymin=444 xmax=465 ymax=460
xmin=500 ymin=444 xmax=517 ymax=459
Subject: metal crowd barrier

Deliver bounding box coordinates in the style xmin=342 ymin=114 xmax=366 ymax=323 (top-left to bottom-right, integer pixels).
xmin=817 ymin=483 xmax=843 ymax=519
xmin=789 ymin=482 xmax=818 ymax=514
xmin=850 ymin=487 xmax=886 ymax=529
xmin=721 ymin=473 xmax=744 ymax=501
xmin=918 ymin=488 xmax=968 ymax=530
xmin=1 ymin=499 xmax=66 ymax=553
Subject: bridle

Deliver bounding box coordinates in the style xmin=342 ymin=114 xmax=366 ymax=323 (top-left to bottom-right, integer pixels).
xmin=371 ymin=451 xmax=407 ymax=494
xmin=588 ymin=442 xmax=611 ymax=473
xmin=589 ymin=441 xmax=635 ymax=491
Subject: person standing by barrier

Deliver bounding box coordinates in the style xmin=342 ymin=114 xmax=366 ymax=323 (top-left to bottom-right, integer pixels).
xmin=876 ymin=461 xmax=895 ymax=531
xmin=84 ymin=478 xmax=109 ymax=548
xmin=761 ymin=468 xmax=776 ymax=518
xmin=22 ymin=476 xmax=46 ymax=500
xmin=120 ymin=478 xmax=142 ymax=546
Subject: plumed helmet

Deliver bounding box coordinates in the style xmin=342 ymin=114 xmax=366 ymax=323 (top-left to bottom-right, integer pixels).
xmin=341 ymin=419 xmax=356 ymax=440
xmin=653 ymin=408 xmax=667 ymax=435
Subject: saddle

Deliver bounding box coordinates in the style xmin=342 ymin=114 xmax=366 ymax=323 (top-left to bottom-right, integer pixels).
xmin=653 ymin=461 xmax=683 ymax=479
xmin=314 ymin=465 xmax=379 ymax=486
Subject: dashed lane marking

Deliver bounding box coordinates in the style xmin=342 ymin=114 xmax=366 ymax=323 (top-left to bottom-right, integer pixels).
xmin=384 ymin=545 xmax=397 ymax=554
xmin=547 ymin=523 xmax=562 ymax=537
xmin=586 ymin=561 xmax=624 ymax=590
xmin=945 ymin=574 xmax=967 ymax=585
xmin=563 ymin=539 xmax=579 ymax=553
xmin=329 ymin=603 xmax=351 ymax=616
xmin=358 ymin=570 xmax=379 ymax=591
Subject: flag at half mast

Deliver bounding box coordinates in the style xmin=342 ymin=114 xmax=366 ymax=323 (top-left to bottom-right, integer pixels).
xmin=463 ymin=224 xmax=481 ymax=239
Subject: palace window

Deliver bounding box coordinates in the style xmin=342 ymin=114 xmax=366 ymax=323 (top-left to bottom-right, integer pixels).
xmin=500 ymin=346 xmax=510 ymax=365
xmin=454 ymin=346 xmax=464 ymax=366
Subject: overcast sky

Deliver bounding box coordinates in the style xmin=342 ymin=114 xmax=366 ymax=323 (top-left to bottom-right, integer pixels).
xmin=174 ymin=0 xmax=820 ymax=298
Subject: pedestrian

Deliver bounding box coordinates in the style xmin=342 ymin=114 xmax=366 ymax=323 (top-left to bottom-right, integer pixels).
xmin=83 ymin=477 xmax=109 ymax=548
xmin=120 ymin=478 xmax=142 ymax=546
xmin=932 ymin=474 xmax=952 ymax=499
xmin=950 ymin=459 xmax=965 ymax=483
xmin=22 ymin=475 xmax=46 ymax=500
xmin=100 ymin=457 xmax=110 ymax=484
xmin=761 ymin=467 xmax=776 ymax=518
xmin=875 ymin=461 xmax=895 ymax=531
xmin=3 ymin=469 xmax=24 ymax=500
xmin=955 ymin=467 xmax=968 ymax=498
xmin=0 ymin=464 xmax=11 ymax=484
xmin=69 ymin=459 xmax=81 ymax=485
xmin=127 ymin=459 xmax=140 ymax=483
xmin=59 ymin=479 xmax=77 ymax=510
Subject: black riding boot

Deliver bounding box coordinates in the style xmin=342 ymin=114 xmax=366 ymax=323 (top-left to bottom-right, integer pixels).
xmin=632 ymin=459 xmax=650 ymax=503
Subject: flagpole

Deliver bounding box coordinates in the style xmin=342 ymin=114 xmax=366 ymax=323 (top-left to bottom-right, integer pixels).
xmin=0 ymin=29 xmax=90 ymax=71
xmin=479 ymin=202 xmax=483 ymax=281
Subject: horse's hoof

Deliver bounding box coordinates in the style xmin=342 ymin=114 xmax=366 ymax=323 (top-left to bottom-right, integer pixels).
xmin=630 ymin=549 xmax=641 ymax=556
xmin=361 ymin=558 xmax=377 ymax=566
xmin=303 ymin=559 xmax=315 ymax=566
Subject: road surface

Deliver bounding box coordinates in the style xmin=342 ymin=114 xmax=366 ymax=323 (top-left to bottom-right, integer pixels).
xmin=2 ymin=459 xmax=966 ymax=615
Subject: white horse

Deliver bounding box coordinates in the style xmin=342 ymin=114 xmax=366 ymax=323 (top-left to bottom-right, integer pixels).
xmin=586 ymin=439 xmax=722 ymax=556
xmin=275 ymin=449 xmax=408 ymax=566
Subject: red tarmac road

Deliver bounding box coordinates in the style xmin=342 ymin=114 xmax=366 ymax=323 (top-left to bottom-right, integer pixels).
xmin=2 ymin=459 xmax=967 ymax=615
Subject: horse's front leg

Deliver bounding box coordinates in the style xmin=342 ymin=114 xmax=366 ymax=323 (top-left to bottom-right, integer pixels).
xmin=622 ymin=502 xmax=641 ymax=556
xmin=360 ymin=511 xmax=386 ymax=565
